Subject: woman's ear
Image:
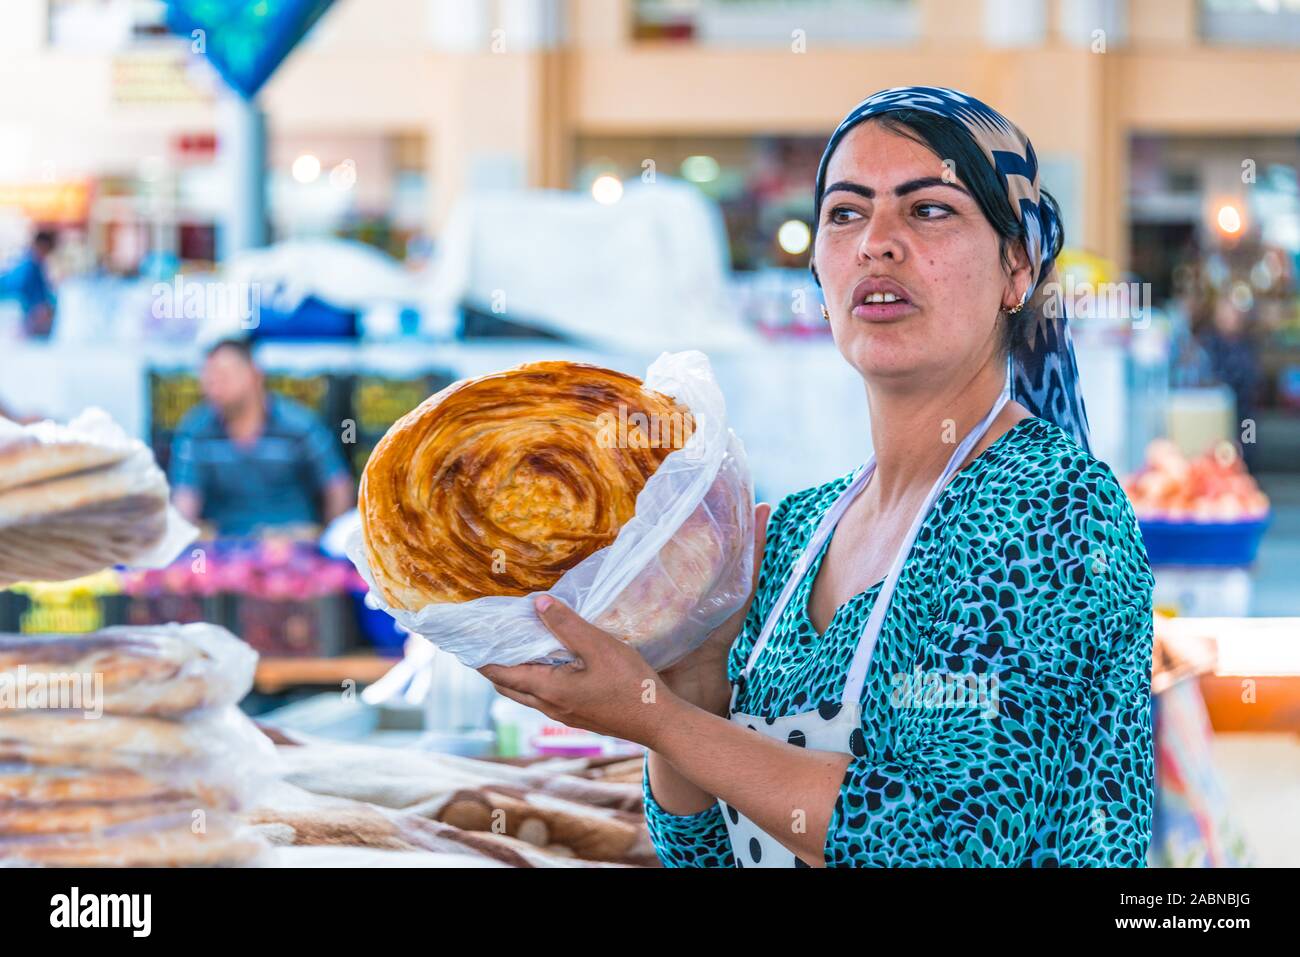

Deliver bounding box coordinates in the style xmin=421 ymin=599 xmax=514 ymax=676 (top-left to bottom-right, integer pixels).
xmin=1005 ymin=240 xmax=1032 ymax=308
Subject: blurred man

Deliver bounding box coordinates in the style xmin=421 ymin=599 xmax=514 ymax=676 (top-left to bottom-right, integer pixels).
xmin=1199 ymin=295 xmax=1262 ymax=471
xmin=170 ymin=338 xmax=354 ymax=535
xmin=0 ymin=230 xmax=58 ymax=337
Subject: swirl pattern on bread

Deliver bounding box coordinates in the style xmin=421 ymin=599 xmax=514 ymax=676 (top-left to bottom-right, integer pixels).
xmin=358 ymin=361 xmax=695 ymax=610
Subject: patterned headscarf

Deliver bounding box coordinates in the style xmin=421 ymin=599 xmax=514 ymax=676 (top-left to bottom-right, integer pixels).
xmin=811 ymin=85 xmax=1091 ymax=453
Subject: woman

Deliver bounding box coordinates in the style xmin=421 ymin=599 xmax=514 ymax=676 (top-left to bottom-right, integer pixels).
xmin=481 ymin=86 xmax=1155 ymax=868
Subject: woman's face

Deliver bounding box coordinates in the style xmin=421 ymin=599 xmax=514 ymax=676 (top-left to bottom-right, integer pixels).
xmin=812 ymin=120 xmax=1029 ymax=388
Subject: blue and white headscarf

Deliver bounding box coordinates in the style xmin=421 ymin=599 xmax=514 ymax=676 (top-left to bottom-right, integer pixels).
xmin=811 ymin=85 xmax=1092 ymax=454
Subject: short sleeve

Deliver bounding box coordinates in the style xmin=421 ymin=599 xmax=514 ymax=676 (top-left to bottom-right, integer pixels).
xmin=641 ymin=754 xmax=735 ymax=867
xmin=823 ymin=457 xmax=1155 ymax=866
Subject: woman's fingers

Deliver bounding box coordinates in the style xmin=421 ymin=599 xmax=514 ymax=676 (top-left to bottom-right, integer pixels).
xmin=478 ymin=662 xmax=554 ymax=695
xmin=489 ymin=681 xmax=551 ymax=714
xmin=532 ymin=595 xmax=615 ymax=660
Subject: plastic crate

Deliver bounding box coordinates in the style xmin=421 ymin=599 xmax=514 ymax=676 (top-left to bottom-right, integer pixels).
xmin=0 ymin=572 xmax=127 ymax=634
xmin=1138 ymin=515 xmax=1270 ymax=568
xmin=120 ymin=593 xmax=229 ymax=629
xmin=0 ymin=591 xmax=117 ymax=634
xmin=232 ymin=592 xmax=356 ymax=658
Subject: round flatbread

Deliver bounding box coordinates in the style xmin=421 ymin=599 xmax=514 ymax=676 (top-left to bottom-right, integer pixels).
xmin=0 ymin=798 xmax=211 ymax=836
xmin=0 ymin=819 xmax=266 ymax=867
xmin=0 ymin=765 xmax=235 ymax=807
xmin=0 ymin=624 xmax=255 ymax=717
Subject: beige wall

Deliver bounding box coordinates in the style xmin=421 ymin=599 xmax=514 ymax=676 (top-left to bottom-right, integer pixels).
xmin=1 ymin=0 xmax=1298 ymax=269
xmin=560 ymin=0 xmax=1300 ymax=267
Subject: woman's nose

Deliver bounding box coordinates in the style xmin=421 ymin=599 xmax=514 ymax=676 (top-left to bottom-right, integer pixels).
xmin=856 ymin=210 xmax=905 ymax=263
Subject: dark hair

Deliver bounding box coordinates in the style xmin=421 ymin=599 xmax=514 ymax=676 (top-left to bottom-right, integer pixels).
xmin=205 ymin=337 xmax=256 ymax=365
xmin=32 ymin=230 xmax=57 ymax=252
xmin=812 ymin=109 xmax=1064 ymax=357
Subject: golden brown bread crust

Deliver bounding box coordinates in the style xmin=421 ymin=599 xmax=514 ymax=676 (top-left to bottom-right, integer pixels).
xmin=358 ymin=361 xmax=695 ymax=610
xmin=0 ymin=632 xmax=195 ymax=684
xmin=0 ymin=797 xmax=209 ymax=835
xmin=0 ymin=821 xmax=264 ymax=867
xmin=0 ymin=766 xmax=230 ymax=806
xmin=0 ymin=629 xmax=228 ymax=717
xmin=0 ymin=420 xmax=131 ymax=495
xmin=0 ymin=714 xmax=219 ymax=773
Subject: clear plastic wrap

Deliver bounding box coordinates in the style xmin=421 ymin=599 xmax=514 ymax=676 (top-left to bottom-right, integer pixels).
xmin=0 ymin=625 xmax=278 ymax=867
xmin=0 ymin=408 xmax=197 ymax=587
xmin=0 ymin=816 xmax=271 ymax=868
xmin=0 ymin=623 xmax=257 ymax=717
xmin=348 ymin=350 xmax=755 ymax=670
xmin=0 ymin=761 xmax=240 ymax=807
xmin=0 ymin=712 xmax=278 ymax=868
xmin=0 ymin=707 xmax=278 ymax=806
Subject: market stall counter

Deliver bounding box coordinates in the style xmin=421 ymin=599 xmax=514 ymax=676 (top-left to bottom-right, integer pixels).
xmin=247 ymin=731 xmax=655 ymax=868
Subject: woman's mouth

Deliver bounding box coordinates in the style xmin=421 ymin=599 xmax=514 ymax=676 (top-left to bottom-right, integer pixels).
xmin=851 ymin=292 xmax=916 ymax=322
xmin=849 ymin=277 xmax=917 ymax=322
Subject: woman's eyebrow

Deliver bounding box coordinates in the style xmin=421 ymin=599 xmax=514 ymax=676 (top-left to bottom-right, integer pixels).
xmin=894 ymin=176 xmax=971 ymax=197
xmin=823 ymin=177 xmax=971 ymax=201
xmin=823 ymin=180 xmax=875 ymax=201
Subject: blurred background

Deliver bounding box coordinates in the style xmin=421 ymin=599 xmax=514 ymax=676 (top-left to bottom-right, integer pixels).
xmin=0 ymin=0 xmax=1297 ymax=866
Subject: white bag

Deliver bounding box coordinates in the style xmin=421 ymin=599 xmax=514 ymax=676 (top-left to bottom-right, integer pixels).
xmin=0 ymin=408 xmax=197 ymax=586
xmin=347 ymin=351 xmax=754 ymax=670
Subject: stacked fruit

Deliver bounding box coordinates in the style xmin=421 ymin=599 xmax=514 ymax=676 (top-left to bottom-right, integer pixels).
xmin=1122 ymin=439 xmax=1269 ymax=523
xmin=119 ymin=539 xmax=363 ymax=601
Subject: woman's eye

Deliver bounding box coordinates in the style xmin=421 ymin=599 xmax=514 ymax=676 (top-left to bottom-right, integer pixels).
xmin=914 ymin=202 xmax=954 ymax=219
xmin=828 ymin=205 xmax=863 ymax=224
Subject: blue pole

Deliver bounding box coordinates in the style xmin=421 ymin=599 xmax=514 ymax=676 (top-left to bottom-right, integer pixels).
xmin=217 ymin=86 xmax=267 ymax=259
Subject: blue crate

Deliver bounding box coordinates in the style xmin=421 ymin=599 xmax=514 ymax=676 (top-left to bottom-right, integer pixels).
xmin=1138 ymin=515 xmax=1270 ymax=568
xmin=255 ymin=294 xmax=357 ymax=339
xmin=350 ymin=590 xmax=406 ymax=656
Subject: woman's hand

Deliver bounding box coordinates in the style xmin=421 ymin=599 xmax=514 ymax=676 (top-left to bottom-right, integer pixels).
xmin=658 ymin=502 xmax=771 ymax=716
xmin=478 ymin=503 xmax=770 ymax=743
xmin=479 ymin=596 xmax=680 ymax=747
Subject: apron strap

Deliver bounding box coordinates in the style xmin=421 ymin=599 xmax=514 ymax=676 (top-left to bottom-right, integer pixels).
xmin=737 ymin=461 xmax=873 ymax=678
xmin=731 ymin=385 xmax=1012 ymax=715
xmin=838 ymin=388 xmax=1010 ymax=706
xmin=730 ymin=462 xmax=873 ymax=715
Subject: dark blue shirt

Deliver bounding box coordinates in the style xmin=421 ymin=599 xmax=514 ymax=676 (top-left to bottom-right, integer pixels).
xmin=169 ymin=394 xmax=348 ymax=535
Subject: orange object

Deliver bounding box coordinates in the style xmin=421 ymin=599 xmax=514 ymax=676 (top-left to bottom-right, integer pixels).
xmin=1122 ymin=439 xmax=1269 ymax=523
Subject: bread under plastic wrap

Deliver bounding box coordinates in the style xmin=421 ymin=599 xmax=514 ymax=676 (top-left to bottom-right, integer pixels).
xmin=349 ymin=350 xmax=754 ymax=670
xmin=0 ymin=409 xmax=197 ymax=587
xmin=0 ymin=624 xmax=276 ymax=867
xmin=0 ymin=622 xmax=257 ymax=717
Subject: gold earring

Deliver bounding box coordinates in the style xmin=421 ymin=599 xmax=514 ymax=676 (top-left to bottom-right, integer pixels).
xmin=820 ymin=304 xmax=830 ymax=322
xmin=1004 ymin=300 xmax=1024 ymax=316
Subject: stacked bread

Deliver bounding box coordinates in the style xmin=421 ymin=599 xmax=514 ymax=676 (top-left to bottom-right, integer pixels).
xmin=0 ymin=624 xmax=274 ymax=866
xmin=0 ymin=409 xmax=192 ymax=587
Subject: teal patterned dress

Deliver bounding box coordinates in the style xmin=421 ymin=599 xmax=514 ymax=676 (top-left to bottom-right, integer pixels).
xmin=642 ymin=416 xmax=1155 ymax=867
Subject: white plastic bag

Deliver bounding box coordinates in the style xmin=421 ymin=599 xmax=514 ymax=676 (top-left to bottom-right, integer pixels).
xmin=0 ymin=622 xmax=258 ymax=717
xmin=348 ymin=350 xmax=754 ymax=670
xmin=0 ymin=622 xmax=279 ymax=867
xmin=0 ymin=408 xmax=197 ymax=586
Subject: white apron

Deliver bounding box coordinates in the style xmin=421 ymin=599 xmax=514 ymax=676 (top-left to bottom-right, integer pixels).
xmin=720 ymin=387 xmax=1011 ymax=867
